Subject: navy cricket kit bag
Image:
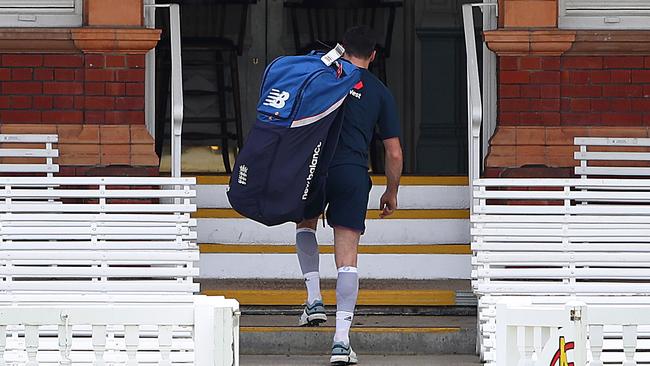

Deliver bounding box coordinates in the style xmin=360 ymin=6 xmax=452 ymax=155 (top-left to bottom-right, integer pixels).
xmin=227 ymin=50 xmax=360 ymax=226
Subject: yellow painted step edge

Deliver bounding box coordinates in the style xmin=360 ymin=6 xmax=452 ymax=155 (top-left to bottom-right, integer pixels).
xmin=199 ymin=244 xmax=471 ymax=255
xmin=241 ymin=326 xmax=460 ymax=334
xmin=196 ymin=175 xmax=468 ymax=186
xmin=202 ymin=289 xmax=456 ymax=306
xmin=193 ymin=208 xmax=469 ymax=220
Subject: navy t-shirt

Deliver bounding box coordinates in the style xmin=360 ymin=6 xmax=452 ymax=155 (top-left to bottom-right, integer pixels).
xmin=330 ymin=68 xmax=400 ymax=168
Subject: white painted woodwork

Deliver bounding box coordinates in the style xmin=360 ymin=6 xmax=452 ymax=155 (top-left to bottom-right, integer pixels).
xmin=0 ymin=173 xmax=240 ymax=365
xmin=472 ymin=178 xmax=650 ymax=362
xmin=0 ymin=134 xmax=58 ymax=176
xmin=197 ymin=183 xmax=470 ymax=209
xmin=200 ymin=253 xmax=472 ymax=279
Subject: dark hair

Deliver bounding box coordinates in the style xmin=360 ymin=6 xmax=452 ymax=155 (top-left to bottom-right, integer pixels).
xmin=342 ymin=25 xmax=377 ymax=59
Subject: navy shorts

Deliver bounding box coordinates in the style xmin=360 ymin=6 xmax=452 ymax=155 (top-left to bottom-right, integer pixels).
xmin=304 ymin=164 xmax=372 ymax=232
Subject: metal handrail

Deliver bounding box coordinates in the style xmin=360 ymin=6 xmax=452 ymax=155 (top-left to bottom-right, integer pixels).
xmin=145 ymin=3 xmax=184 ymax=178
xmin=462 ymin=2 xmax=497 ymax=213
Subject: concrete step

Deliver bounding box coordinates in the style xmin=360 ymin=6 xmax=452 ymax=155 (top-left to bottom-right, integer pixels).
xmin=194 ymin=175 xmax=470 ymax=210
xmin=200 ymin=243 xmax=471 ymax=279
xmin=241 ymin=354 xmax=481 ymax=365
xmin=200 ymin=279 xmax=477 ymax=307
xmin=239 ymin=314 xmax=476 ymax=355
xmin=195 ymin=175 xmax=472 ymax=279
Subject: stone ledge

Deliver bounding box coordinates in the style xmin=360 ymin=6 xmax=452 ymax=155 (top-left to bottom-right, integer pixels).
xmin=485 ymin=30 xmax=650 ymax=56
xmin=486 ymin=126 xmax=650 ymax=169
xmin=72 ymin=28 xmax=160 ymax=54
xmin=485 ymin=29 xmax=576 ymax=56
xmin=0 ymin=28 xmax=160 ymax=54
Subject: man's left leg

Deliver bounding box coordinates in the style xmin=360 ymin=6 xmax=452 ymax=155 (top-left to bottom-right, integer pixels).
xmin=330 ymin=227 xmax=360 ymax=365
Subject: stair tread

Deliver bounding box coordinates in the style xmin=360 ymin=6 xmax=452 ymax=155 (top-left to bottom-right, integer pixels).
xmin=193 ymin=208 xmax=469 ymax=220
xmin=241 ymin=314 xmax=476 ymax=330
xmin=241 ymin=355 xmax=481 ymax=365
xmin=200 ymin=279 xmax=471 ymax=292
xmin=199 ymin=243 xmax=471 ymax=255
xmin=195 ymin=175 xmax=469 ymax=186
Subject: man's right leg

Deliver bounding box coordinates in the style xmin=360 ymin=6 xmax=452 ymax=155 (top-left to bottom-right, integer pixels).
xmin=296 ymin=218 xmax=326 ymax=326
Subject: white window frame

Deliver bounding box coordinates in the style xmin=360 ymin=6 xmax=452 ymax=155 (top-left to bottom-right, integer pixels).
xmin=559 ymin=0 xmax=650 ymax=29
xmin=0 ymin=0 xmax=82 ymax=27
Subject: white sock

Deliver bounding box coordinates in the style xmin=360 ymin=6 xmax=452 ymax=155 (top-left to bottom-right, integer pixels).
xmin=304 ymin=271 xmax=321 ymax=303
xmin=334 ymin=311 xmax=354 ymax=344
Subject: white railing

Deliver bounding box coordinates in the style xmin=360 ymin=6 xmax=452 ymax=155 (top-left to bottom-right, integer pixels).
xmin=462 ymin=2 xmax=497 ymax=213
xmin=496 ymin=298 xmax=650 ymax=366
xmin=0 ymin=298 xmax=239 ymax=366
xmin=145 ymin=3 xmax=184 ymax=178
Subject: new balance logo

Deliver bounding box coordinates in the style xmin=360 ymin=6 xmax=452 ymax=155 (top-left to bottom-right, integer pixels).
xmin=263 ymin=89 xmax=290 ymax=109
xmin=238 ymin=165 xmax=248 ymax=185
xmin=302 ymin=142 xmax=322 ymax=200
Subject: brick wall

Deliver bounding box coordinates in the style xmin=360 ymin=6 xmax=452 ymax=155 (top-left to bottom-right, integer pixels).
xmin=0 ymin=52 xmax=157 ymax=176
xmin=487 ymin=55 xmax=650 ymax=177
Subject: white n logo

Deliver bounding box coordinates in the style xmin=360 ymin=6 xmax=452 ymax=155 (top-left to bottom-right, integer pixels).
xmin=263 ymin=89 xmax=290 ymax=109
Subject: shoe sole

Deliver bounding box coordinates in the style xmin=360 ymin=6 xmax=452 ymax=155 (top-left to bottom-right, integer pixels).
xmin=299 ymin=313 xmax=327 ymax=327
xmin=330 ymin=355 xmax=358 ymax=365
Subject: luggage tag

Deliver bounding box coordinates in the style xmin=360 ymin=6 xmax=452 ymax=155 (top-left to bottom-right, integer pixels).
xmin=321 ymin=43 xmax=345 ymax=66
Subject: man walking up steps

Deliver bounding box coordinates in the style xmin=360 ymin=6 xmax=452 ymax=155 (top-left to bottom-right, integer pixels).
xmin=294 ymin=25 xmax=403 ymax=366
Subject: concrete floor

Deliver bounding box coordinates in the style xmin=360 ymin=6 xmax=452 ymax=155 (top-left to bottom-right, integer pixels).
xmin=241 ymin=354 xmax=481 ymax=365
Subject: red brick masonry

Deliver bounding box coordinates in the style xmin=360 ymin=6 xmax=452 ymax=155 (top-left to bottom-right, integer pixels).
xmin=487 ymin=55 xmax=650 ymax=176
xmin=0 ymin=53 xmax=157 ymax=175
xmin=0 ymin=53 xmax=144 ymax=125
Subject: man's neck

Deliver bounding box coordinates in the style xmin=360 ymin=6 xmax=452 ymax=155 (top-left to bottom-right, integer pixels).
xmin=345 ymin=55 xmax=370 ymax=69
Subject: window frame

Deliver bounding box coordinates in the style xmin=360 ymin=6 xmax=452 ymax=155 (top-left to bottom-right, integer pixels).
xmin=0 ymin=0 xmax=82 ymax=27
xmin=559 ymin=0 xmax=650 ymax=30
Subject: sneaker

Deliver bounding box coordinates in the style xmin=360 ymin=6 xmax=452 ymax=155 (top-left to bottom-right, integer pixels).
xmin=329 ymin=341 xmax=358 ymax=365
xmin=298 ymin=299 xmax=327 ymax=326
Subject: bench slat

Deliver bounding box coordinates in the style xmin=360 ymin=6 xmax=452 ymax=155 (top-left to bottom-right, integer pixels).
xmin=2 ymin=281 xmax=200 ymax=292
xmin=0 ymin=164 xmax=58 ymax=173
xmin=0 ymin=226 xmax=191 ymax=234
xmin=475 ymin=189 xmax=650 ymax=200
xmin=0 ymin=267 xmax=199 ymax=277
xmin=475 ymin=205 xmax=650 ymax=215
xmin=476 ymin=268 xmax=650 ymax=278
xmin=0 ymin=177 xmax=195 ymax=185
xmin=0 ymin=213 xmax=192 ymax=222
xmin=0 ymin=250 xmax=198 ymax=261
xmin=0 ymin=134 xmax=58 ymax=143
xmin=477 ymin=252 xmax=650 ymax=262
xmin=0 ymin=242 xmax=195 ymax=250
xmin=0 ymin=149 xmax=58 ymax=158
xmin=474 ymin=178 xmax=650 ymax=187
xmin=0 ymin=203 xmax=196 ymax=213
xmin=575 ymin=166 xmax=650 ymax=176
xmin=0 ymin=189 xmax=195 ymax=199
xmin=473 ymin=242 xmax=650 ymax=252
xmin=574 ymin=137 xmax=650 ymax=146
xmin=574 ymin=151 xmax=650 ymax=161
xmin=475 ymin=282 xmax=650 ymax=293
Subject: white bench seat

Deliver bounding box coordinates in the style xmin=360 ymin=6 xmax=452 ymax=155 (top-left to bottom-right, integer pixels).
xmin=472 ymin=177 xmax=650 ymax=363
xmin=575 ymin=137 xmax=650 ymax=178
xmin=0 ymin=175 xmax=240 ymax=365
xmin=0 ymin=134 xmax=58 ymax=176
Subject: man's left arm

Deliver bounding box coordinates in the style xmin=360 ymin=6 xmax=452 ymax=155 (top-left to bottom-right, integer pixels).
xmin=379 ymin=137 xmax=403 ymax=218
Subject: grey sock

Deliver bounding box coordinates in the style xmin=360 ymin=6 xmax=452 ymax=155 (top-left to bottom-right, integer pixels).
xmin=336 ymin=267 xmax=359 ymax=313
xmin=296 ymin=228 xmax=319 ymax=274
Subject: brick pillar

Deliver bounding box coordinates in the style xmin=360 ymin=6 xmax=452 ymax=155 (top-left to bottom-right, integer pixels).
xmin=501 ymin=0 xmax=558 ymax=28
xmin=0 ymin=51 xmax=157 ymax=177
xmin=0 ymin=5 xmax=159 ymax=177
